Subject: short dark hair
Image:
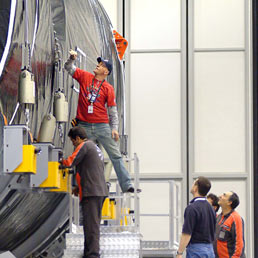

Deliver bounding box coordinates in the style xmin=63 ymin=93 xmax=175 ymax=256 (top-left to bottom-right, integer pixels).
xmin=195 ymin=176 xmax=211 ymax=196
xmin=229 ymin=191 xmax=240 ymax=209
xmin=207 ymin=193 xmax=220 ymax=212
xmin=68 ymin=126 xmax=87 ymax=140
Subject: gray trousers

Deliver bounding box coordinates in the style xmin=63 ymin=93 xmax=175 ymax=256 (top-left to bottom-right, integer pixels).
xmin=78 ymin=122 xmax=132 ymax=192
xmin=81 ymin=196 xmax=105 ymax=258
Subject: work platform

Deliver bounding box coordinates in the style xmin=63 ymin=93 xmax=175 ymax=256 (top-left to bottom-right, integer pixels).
xmin=64 ymin=155 xmax=178 ymax=258
xmin=64 ymin=226 xmax=141 ymax=258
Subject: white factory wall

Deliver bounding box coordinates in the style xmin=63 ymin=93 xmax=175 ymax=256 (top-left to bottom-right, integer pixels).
xmin=99 ymin=0 xmax=253 ymax=256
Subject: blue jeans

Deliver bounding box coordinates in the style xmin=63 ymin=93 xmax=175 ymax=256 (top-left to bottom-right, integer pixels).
xmin=78 ymin=122 xmax=132 ymax=192
xmin=186 ymin=243 xmax=215 ymax=258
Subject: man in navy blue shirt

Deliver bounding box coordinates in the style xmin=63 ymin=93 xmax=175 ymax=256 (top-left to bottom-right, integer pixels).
xmin=176 ymin=177 xmax=216 ymax=258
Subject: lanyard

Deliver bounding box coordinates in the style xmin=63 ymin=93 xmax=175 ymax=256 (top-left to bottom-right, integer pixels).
xmin=219 ymin=211 xmax=233 ymax=226
xmin=219 ymin=216 xmax=228 ymax=225
xmin=89 ymin=78 xmax=104 ymax=104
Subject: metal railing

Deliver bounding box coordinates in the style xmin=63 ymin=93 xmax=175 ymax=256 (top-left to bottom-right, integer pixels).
xmin=140 ymin=180 xmax=180 ymax=257
xmin=69 ymin=153 xmax=141 ymax=234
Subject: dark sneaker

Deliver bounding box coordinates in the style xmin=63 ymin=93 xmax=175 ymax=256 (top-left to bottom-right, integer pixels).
xmin=127 ymin=187 xmax=134 ymax=193
xmin=126 ymin=187 xmax=142 ymax=193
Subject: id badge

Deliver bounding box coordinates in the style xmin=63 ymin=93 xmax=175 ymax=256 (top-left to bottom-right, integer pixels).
xmin=88 ymin=104 xmax=93 ymax=113
xmin=219 ymin=230 xmax=225 ymax=239
xmin=218 ymin=227 xmax=227 ymax=241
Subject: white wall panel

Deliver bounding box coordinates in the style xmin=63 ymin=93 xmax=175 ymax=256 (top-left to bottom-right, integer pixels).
xmin=139 ymin=183 xmax=169 ymax=241
xmin=194 ymin=0 xmax=245 ymax=48
xmin=130 ymin=53 xmax=181 ymax=174
xmin=131 ymin=0 xmax=181 ymax=50
xmin=194 ymin=52 xmax=246 ymax=173
xmin=99 ymin=0 xmax=118 ymax=29
xmin=99 ymin=0 xmax=252 ymax=255
xmin=141 ymin=217 xmax=169 ymax=241
xmin=138 ymin=182 xmax=183 ymax=242
xmin=140 ymin=182 xmax=169 ymax=214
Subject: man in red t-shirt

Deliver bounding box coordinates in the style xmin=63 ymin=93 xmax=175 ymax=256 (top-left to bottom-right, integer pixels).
xmin=64 ymin=50 xmax=134 ymax=193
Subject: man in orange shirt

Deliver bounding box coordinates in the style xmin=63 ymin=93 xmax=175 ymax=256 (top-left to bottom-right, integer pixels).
xmin=214 ymin=191 xmax=246 ymax=258
xmin=62 ymin=126 xmax=108 ymax=258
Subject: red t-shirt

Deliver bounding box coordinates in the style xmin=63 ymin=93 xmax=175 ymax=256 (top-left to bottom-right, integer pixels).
xmin=73 ymin=68 xmax=116 ymax=123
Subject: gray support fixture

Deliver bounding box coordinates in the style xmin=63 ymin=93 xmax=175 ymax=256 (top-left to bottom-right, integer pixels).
xmin=31 ymin=143 xmax=52 ymax=187
xmin=3 ymin=125 xmax=28 ymax=173
xmin=49 ymin=147 xmax=62 ymax=162
xmin=31 ymin=143 xmax=62 ymax=187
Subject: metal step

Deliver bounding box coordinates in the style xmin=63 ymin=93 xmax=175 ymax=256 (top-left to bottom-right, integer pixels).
xmin=63 ymin=226 xmax=141 ymax=258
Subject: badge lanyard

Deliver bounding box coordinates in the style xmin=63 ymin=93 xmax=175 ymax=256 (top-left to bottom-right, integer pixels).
xmin=88 ymin=78 xmax=104 ymax=114
xmin=218 ymin=215 xmax=230 ymax=239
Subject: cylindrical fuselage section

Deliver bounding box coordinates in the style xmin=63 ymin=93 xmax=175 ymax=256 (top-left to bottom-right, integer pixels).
xmin=54 ymin=91 xmax=68 ymax=122
xmin=38 ymin=114 xmax=56 ymax=142
xmin=18 ymin=70 xmax=35 ymax=104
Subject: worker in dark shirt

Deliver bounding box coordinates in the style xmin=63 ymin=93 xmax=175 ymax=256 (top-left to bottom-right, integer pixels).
xmin=62 ymin=126 xmax=108 ymax=258
xmin=176 ymin=176 xmax=216 ymax=258
xmin=214 ymin=191 xmax=246 ymax=258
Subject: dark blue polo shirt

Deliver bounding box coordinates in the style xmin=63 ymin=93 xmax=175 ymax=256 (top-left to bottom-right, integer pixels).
xmin=182 ymin=197 xmax=216 ymax=244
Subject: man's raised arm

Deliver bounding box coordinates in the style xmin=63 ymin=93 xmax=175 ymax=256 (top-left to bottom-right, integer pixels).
xmin=64 ymin=49 xmax=77 ymax=76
